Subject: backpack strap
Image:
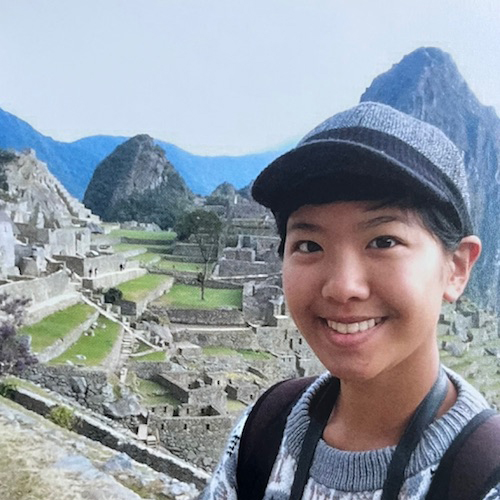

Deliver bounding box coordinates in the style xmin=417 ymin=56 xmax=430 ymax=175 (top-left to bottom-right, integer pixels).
xmin=236 ymin=376 xmax=317 ymax=500
xmin=426 ymin=409 xmax=500 ymax=500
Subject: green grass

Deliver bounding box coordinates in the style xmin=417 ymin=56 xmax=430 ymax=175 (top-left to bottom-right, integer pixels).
xmin=135 ymin=378 xmax=180 ymax=406
xmin=227 ymin=399 xmax=247 ymax=413
xmin=154 ymin=259 xmax=206 ymax=273
xmin=202 ymin=347 xmax=271 ymax=360
xmin=237 ymin=349 xmax=273 ymax=361
xmin=202 ymin=346 xmax=238 ymax=357
xmin=129 ymin=252 xmax=162 ymax=264
xmin=132 ymin=350 xmax=167 ymax=362
xmin=109 ymin=229 xmax=176 ymax=241
xmin=117 ymin=274 xmax=171 ymax=301
xmin=113 ymin=243 xmax=148 ymax=253
xmin=49 ymin=317 xmax=120 ymax=366
xmin=22 ymin=304 xmax=95 ymax=353
xmin=157 ymin=283 xmax=242 ymax=310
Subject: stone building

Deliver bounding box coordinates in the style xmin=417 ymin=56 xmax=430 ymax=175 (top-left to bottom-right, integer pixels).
xmin=0 ymin=210 xmax=17 ymax=277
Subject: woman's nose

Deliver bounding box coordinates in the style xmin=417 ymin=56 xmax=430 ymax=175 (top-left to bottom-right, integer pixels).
xmin=320 ymin=253 xmax=370 ymax=303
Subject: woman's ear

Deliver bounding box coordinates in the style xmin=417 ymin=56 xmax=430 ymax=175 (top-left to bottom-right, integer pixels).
xmin=443 ymin=236 xmax=482 ymax=303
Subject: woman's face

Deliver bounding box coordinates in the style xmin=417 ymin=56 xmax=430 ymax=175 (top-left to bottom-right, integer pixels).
xmin=282 ymin=201 xmax=457 ymax=384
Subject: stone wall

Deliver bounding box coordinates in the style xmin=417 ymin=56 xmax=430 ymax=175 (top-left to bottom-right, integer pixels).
xmin=36 ymin=310 xmax=99 ymax=362
xmin=16 ymin=224 xmax=91 ymax=256
xmin=161 ymin=307 xmax=245 ymax=326
xmin=217 ymin=258 xmax=281 ymax=277
xmin=222 ymin=247 xmax=255 ymax=262
xmin=0 ymin=269 xmax=70 ymax=302
xmin=151 ymin=414 xmax=233 ymax=470
xmin=120 ymin=276 xmax=173 ymax=317
xmin=154 ymin=374 xmax=189 ymax=403
xmin=54 ymin=253 xmax=127 ymax=278
xmin=22 ymin=365 xmax=114 ymax=412
xmin=121 ymin=237 xmax=173 ymax=246
xmin=167 ymin=273 xmax=242 ymax=290
xmin=0 ymin=270 xmax=82 ymax=323
xmin=128 ymin=361 xmax=172 ymax=379
xmin=0 ymin=215 xmax=16 ymax=276
xmin=171 ymin=243 xmax=205 ymax=259
xmin=82 ymin=267 xmax=146 ymax=291
xmin=172 ymin=327 xmax=259 ymax=350
xmin=9 ymin=386 xmax=209 ymax=488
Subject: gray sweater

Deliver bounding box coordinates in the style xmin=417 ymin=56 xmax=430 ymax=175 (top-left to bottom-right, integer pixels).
xmin=202 ymin=368 xmax=500 ymax=499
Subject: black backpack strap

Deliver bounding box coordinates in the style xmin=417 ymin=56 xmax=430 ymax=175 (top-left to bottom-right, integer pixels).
xmin=236 ymin=376 xmax=317 ymax=500
xmin=426 ymin=409 xmax=500 ymax=500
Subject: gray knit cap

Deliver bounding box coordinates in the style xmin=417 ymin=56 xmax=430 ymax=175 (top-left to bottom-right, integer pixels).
xmin=252 ymin=102 xmax=473 ymax=235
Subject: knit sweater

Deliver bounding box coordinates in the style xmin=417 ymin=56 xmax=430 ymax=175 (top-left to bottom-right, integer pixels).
xmin=201 ymin=368 xmax=500 ymax=499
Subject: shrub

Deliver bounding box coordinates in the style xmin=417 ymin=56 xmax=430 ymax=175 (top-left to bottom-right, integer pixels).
xmin=104 ymin=287 xmax=123 ymax=304
xmin=0 ymin=380 xmax=17 ymax=398
xmin=48 ymin=405 xmax=76 ymax=430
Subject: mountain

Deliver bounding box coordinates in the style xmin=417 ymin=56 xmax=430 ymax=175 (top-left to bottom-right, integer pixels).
xmin=0 ymin=148 xmax=96 ymax=227
xmin=0 ymin=108 xmax=126 ymax=199
xmin=83 ymin=134 xmax=193 ymax=228
xmin=361 ymin=47 xmax=500 ymax=311
xmin=0 ymin=107 xmax=287 ymax=199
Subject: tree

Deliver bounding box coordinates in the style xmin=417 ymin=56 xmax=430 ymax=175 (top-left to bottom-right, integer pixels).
xmin=104 ymin=287 xmax=123 ymax=304
xmin=175 ymin=209 xmax=223 ymax=300
xmin=0 ymin=294 xmax=37 ymax=376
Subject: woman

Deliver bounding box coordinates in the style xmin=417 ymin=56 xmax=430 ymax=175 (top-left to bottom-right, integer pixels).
xmin=202 ymin=102 xmax=499 ymax=499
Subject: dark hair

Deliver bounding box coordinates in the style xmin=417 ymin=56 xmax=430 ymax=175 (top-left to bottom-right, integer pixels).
xmin=275 ymin=175 xmax=467 ymax=257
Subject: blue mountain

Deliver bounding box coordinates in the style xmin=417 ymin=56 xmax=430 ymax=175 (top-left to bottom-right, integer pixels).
xmin=0 ymin=107 xmax=288 ymax=199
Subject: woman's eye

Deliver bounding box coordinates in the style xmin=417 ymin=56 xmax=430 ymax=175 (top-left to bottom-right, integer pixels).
xmin=368 ymin=236 xmax=399 ymax=249
xmin=297 ymin=241 xmax=322 ymax=253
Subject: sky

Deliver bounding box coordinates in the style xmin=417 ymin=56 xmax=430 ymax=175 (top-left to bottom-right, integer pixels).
xmin=0 ymin=0 xmax=499 ymax=156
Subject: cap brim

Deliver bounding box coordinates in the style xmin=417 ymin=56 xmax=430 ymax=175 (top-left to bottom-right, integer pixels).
xmin=252 ymin=140 xmax=455 ymax=214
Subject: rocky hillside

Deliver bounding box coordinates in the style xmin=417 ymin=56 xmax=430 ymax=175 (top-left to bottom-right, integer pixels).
xmin=360 ymin=47 xmax=500 ymax=311
xmin=0 ymin=148 xmax=95 ymax=227
xmin=83 ymin=135 xmax=192 ymax=229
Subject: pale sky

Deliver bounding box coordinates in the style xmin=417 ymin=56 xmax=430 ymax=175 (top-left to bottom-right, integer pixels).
xmin=1 ymin=0 xmax=499 ymax=155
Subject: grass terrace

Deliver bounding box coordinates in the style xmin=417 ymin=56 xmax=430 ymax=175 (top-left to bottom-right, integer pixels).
xmin=49 ymin=317 xmax=121 ymax=366
xmin=154 ymin=259 xmax=206 ymax=273
xmin=132 ymin=377 xmax=180 ymax=406
xmin=109 ymin=229 xmax=176 ymax=241
xmin=202 ymin=347 xmax=272 ymax=360
xmin=157 ymin=283 xmax=242 ymax=310
xmin=22 ymin=303 xmax=95 ymax=353
xmin=132 ymin=351 xmax=167 ymax=362
xmin=128 ymin=252 xmax=162 ymax=265
xmin=117 ymin=274 xmax=172 ymax=302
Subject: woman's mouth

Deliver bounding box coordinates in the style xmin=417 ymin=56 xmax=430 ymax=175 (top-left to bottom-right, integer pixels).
xmin=326 ymin=317 xmax=384 ymax=334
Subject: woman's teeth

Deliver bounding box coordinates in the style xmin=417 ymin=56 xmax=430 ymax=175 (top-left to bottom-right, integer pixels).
xmin=326 ymin=318 xmax=382 ymax=334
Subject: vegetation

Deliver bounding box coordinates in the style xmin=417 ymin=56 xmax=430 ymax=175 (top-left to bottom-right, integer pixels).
xmin=0 ymin=148 xmax=15 ymax=192
xmin=132 ymin=350 xmax=167 ymax=362
xmin=49 ymin=317 xmax=120 ymax=366
xmin=104 ymin=287 xmax=123 ymax=304
xmin=21 ymin=303 xmax=95 ymax=353
xmin=202 ymin=346 xmax=272 ymax=360
xmin=83 ymin=136 xmax=193 ymax=229
xmin=0 ymin=379 xmax=17 ymax=398
xmin=117 ymin=274 xmax=171 ymax=302
xmin=109 ymin=229 xmax=176 ymax=241
xmin=133 ymin=377 xmax=180 ymax=406
xmin=48 ymin=405 xmax=76 ymax=430
xmin=175 ymin=209 xmax=223 ymax=300
xmin=0 ymin=294 xmax=37 ymax=376
xmin=154 ymin=258 xmax=205 ymax=273
xmin=158 ymin=283 xmax=242 ymax=310
xmin=130 ymin=252 xmax=162 ymax=264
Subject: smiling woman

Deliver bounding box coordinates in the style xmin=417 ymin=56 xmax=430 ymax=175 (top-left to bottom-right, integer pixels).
xmin=201 ymin=102 xmax=499 ymax=500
